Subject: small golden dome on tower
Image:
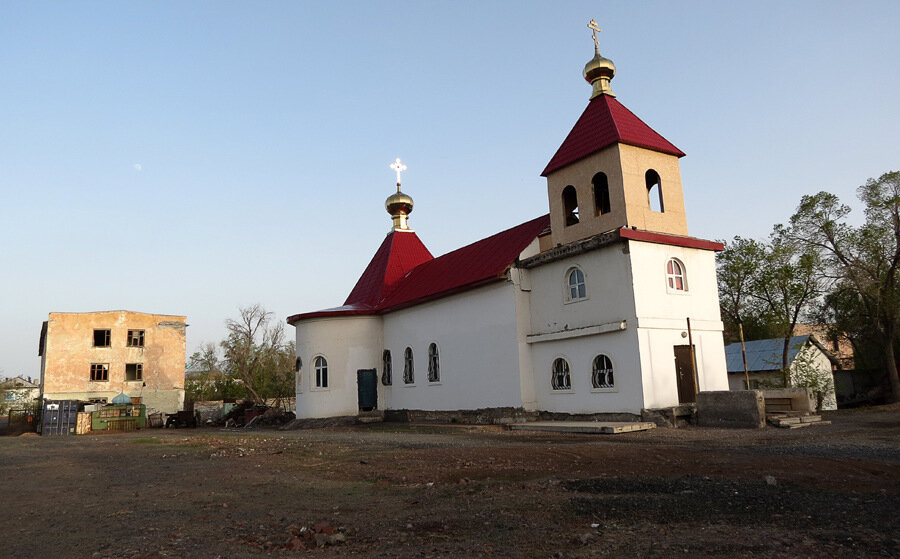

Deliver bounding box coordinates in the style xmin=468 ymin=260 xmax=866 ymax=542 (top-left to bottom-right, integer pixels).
xmin=386 ymin=190 xmax=414 ymax=218
xmin=584 ymin=18 xmax=615 ymax=98
xmin=386 ymin=158 xmax=414 ymax=231
xmin=584 ymin=53 xmax=615 ymax=97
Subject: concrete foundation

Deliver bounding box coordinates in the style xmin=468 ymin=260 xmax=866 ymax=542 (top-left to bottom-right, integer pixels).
xmin=696 ymin=390 xmax=766 ymax=429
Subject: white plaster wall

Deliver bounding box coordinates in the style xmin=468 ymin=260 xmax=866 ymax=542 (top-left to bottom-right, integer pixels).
xmin=530 ymin=328 xmax=644 ymax=413
xmin=637 ymin=328 xmax=728 ymax=408
xmin=527 ymin=244 xmax=636 ymax=336
xmin=524 ymin=244 xmax=645 ymax=413
xmin=294 ymin=315 xmax=382 ymax=419
xmin=628 ymin=241 xmax=729 ymax=407
xmin=381 ymin=282 xmax=523 ymax=411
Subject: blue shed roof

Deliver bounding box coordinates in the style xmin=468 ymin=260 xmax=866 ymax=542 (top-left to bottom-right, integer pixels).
xmin=724 ymin=335 xmax=811 ymax=373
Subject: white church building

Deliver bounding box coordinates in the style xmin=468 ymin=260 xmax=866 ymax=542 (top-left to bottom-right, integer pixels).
xmin=288 ymin=30 xmax=729 ymax=421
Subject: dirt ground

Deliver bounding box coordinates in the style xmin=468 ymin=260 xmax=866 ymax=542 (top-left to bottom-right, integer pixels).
xmin=1 ymin=405 xmax=898 ymax=559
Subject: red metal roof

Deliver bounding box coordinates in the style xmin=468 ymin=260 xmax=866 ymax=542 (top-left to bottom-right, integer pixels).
xmin=343 ymin=230 xmax=433 ymax=308
xmin=541 ymin=95 xmax=685 ymax=177
xmin=619 ymin=227 xmax=724 ymax=251
xmin=378 ymin=215 xmax=550 ymax=312
xmin=288 ymin=215 xmax=550 ymax=323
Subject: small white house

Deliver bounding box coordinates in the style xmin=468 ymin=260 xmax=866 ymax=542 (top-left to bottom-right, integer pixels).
xmin=288 ymin=38 xmax=730 ymax=420
xmin=724 ymin=335 xmax=838 ymax=410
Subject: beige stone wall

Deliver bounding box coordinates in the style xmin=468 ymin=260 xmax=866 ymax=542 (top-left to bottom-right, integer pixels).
xmin=40 ymin=311 xmax=186 ymax=414
xmin=545 ymin=143 xmax=688 ymax=248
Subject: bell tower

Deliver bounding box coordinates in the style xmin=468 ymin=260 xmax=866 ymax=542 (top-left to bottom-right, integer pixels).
xmin=542 ymin=20 xmax=689 ymax=248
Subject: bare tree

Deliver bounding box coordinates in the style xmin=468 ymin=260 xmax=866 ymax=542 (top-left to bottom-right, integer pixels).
xmin=221 ymin=305 xmax=295 ymax=405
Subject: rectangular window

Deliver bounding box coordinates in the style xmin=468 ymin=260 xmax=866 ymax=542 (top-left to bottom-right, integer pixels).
xmin=127 ymin=330 xmax=145 ymax=347
xmin=125 ymin=363 xmax=143 ymax=381
xmin=90 ymin=363 xmax=109 ymax=381
xmin=93 ymin=329 xmax=111 ymax=347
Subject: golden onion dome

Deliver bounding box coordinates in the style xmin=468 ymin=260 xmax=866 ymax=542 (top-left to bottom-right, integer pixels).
xmin=583 ymin=51 xmax=615 ymax=98
xmin=385 ymin=190 xmax=413 ymax=216
xmin=386 ymin=189 xmax=414 ymax=230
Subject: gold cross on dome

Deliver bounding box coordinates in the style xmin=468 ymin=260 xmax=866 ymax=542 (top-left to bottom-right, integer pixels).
xmin=390 ymin=158 xmax=407 ymax=188
xmin=588 ymin=19 xmax=601 ymax=52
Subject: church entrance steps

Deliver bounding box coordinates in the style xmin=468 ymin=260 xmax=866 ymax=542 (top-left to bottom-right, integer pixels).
xmin=766 ymin=413 xmax=828 ymax=428
xmin=357 ymin=410 xmax=384 ymax=424
xmin=508 ymin=421 xmax=656 ymax=434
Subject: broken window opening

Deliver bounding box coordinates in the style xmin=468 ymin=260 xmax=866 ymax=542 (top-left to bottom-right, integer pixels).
xmin=125 ymin=363 xmax=143 ymax=381
xmin=93 ymin=329 xmax=111 ymax=347
xmin=562 ymin=185 xmax=580 ymax=226
xmin=593 ymin=172 xmax=611 ymax=215
xmin=646 ymin=170 xmax=664 ymax=212
xmin=90 ymin=363 xmax=109 ymax=381
xmin=127 ymin=329 xmax=145 ymax=347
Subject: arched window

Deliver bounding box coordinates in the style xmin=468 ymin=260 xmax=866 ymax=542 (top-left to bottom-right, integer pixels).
xmin=427 ymin=343 xmax=440 ymax=382
xmin=567 ymin=268 xmax=586 ymax=301
xmin=666 ymin=258 xmax=687 ymax=291
xmin=551 ymin=358 xmax=571 ymax=390
xmin=592 ymin=354 xmax=614 ymax=389
xmin=562 ymin=185 xmax=580 ymax=226
xmin=314 ymin=356 xmax=328 ymax=388
xmin=403 ymin=347 xmax=414 ymax=384
xmin=382 ymin=350 xmax=392 ymax=386
xmin=646 ymin=170 xmax=664 ymax=212
xmin=593 ymin=172 xmax=610 ymax=215
xmin=295 ymin=356 xmax=302 ymax=372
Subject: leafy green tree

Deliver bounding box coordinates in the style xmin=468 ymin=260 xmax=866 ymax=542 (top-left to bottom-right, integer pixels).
xmin=790 ymin=350 xmax=835 ymax=412
xmin=186 ymin=343 xmax=247 ymax=402
xmin=786 ymin=171 xmax=900 ymax=402
xmin=221 ymin=305 xmax=295 ymax=405
xmin=718 ymin=233 xmax=825 ymax=386
xmin=753 ymin=230 xmax=826 ymax=385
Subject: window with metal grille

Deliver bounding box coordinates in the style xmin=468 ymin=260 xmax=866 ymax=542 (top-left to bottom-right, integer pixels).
xmin=427 ymin=343 xmax=440 ymax=382
xmin=90 ymin=363 xmax=109 ymax=381
xmin=403 ymin=347 xmax=414 ymax=384
xmin=591 ymin=354 xmax=614 ymax=389
xmin=551 ymin=358 xmax=571 ymax=390
xmin=382 ymin=350 xmax=392 ymax=385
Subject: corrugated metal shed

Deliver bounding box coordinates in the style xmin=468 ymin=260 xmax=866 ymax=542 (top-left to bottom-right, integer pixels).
xmin=724 ymin=335 xmax=810 ymax=373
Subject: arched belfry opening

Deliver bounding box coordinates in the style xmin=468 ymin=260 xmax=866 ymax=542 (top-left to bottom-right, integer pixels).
xmin=562 ymin=185 xmax=580 ymax=226
xmin=646 ymin=169 xmax=664 ymax=213
xmin=592 ymin=172 xmax=610 ymax=215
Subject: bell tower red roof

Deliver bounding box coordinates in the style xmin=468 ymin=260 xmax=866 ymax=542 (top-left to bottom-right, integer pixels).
xmin=541 ymin=95 xmax=684 ymax=177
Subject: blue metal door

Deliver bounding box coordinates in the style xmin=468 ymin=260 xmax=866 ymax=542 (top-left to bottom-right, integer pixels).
xmin=357 ymin=369 xmax=377 ymax=411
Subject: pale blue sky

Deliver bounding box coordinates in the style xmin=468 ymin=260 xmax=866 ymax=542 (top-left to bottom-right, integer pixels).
xmin=2 ymin=1 xmax=898 ymax=379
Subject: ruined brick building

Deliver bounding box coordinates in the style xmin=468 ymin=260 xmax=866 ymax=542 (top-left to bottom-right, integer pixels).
xmin=39 ymin=310 xmax=186 ymax=414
